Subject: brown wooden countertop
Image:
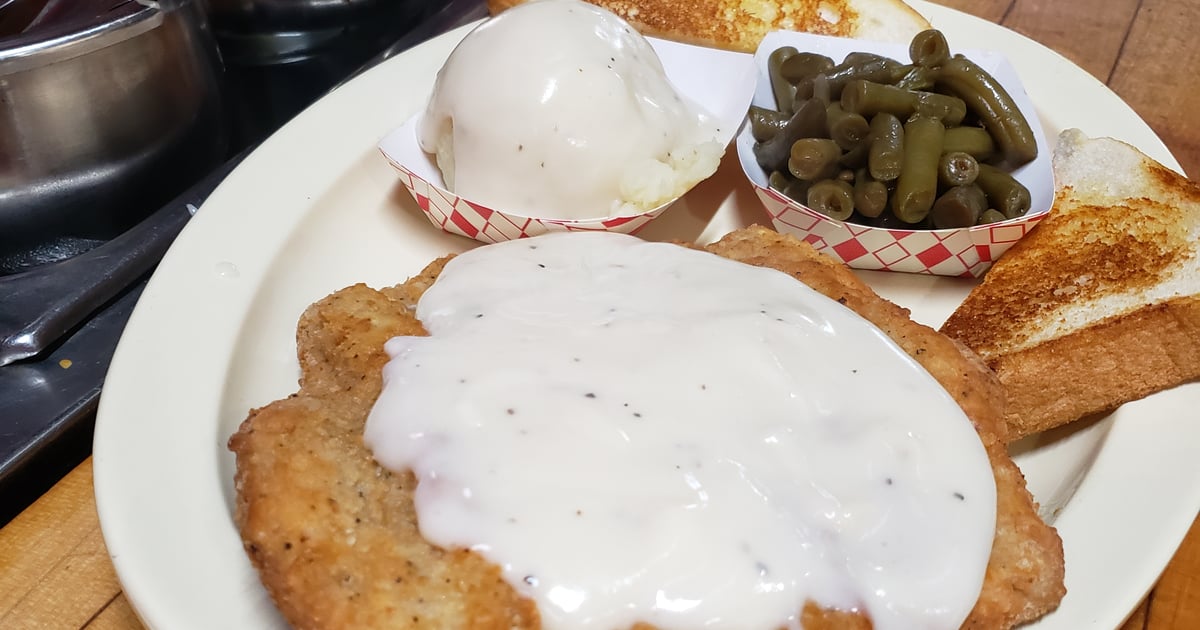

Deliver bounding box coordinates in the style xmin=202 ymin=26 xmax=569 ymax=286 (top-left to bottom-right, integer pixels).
xmin=2 ymin=0 xmax=1197 ymax=627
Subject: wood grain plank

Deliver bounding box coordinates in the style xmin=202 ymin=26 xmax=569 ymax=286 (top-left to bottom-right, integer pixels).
xmin=935 ymin=0 xmax=1198 ymax=177
xmin=85 ymin=595 xmax=143 ymax=630
xmin=1108 ymin=0 xmax=1200 ymax=177
xmin=934 ymin=0 xmax=1140 ymax=80
xmin=931 ymin=0 xmax=1013 ymax=23
xmin=1143 ymin=515 xmax=1200 ymax=627
xmin=0 ymin=459 xmax=124 ymax=629
xmin=997 ymin=0 xmax=1141 ymax=81
xmin=0 ymin=460 xmax=95 ymax=610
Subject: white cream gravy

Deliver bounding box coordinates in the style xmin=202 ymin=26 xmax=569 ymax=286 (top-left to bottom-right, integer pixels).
xmin=417 ymin=0 xmax=721 ymax=219
xmin=365 ymin=232 xmax=996 ymax=630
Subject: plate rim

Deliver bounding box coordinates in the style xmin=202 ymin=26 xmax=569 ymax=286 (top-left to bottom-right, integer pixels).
xmin=93 ymin=4 xmax=1199 ymax=629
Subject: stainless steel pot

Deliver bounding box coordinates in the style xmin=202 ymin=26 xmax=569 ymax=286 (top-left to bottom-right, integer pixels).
xmin=0 ymin=0 xmax=226 ymax=262
xmin=203 ymin=0 xmax=442 ymax=147
xmin=205 ymin=0 xmax=398 ymax=31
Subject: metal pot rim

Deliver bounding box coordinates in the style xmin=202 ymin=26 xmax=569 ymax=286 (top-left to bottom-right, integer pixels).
xmin=207 ymin=0 xmax=393 ymax=33
xmin=0 ymin=2 xmax=161 ymax=75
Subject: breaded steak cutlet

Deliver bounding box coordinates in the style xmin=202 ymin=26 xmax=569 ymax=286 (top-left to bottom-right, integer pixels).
xmin=229 ymin=225 xmax=1065 ymax=629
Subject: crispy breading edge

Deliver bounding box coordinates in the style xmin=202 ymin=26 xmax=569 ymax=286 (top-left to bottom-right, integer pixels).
xmin=231 ymin=263 xmax=540 ymax=630
xmin=229 ymin=225 xmax=1064 ymax=629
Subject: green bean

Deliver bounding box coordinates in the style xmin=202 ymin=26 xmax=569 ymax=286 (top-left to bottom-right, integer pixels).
xmin=806 ymin=179 xmax=855 ymax=221
xmin=853 ymin=169 xmax=889 ymax=218
xmin=844 ymin=51 xmax=891 ymax=66
xmin=891 ymin=116 xmax=944 ymax=223
xmin=913 ymin=92 xmax=967 ymax=126
xmin=769 ymin=170 xmax=790 ymax=191
xmin=748 ymin=106 xmax=790 ymax=142
xmin=779 ymin=52 xmax=835 ymax=84
xmin=752 ymin=98 xmax=827 ymax=172
xmin=789 ymin=138 xmax=842 ymax=181
xmin=978 ymin=208 xmax=1007 ymax=225
xmin=841 ymin=81 xmax=966 ymax=126
xmin=752 ymin=33 xmax=1038 ymax=234
xmin=826 ymin=102 xmax=871 ymax=150
xmin=942 ymin=126 xmax=996 ymax=160
xmin=793 ymin=74 xmax=834 ymax=108
xmin=938 ymin=151 xmax=980 ymax=187
xmin=867 ymin=112 xmax=904 ymax=182
xmin=838 ymin=142 xmax=869 ymax=169
xmin=934 ymin=55 xmax=1039 ymax=167
xmin=838 ymin=51 xmax=915 ymax=83
xmin=910 ymin=29 xmax=951 ymax=68
xmin=823 ymin=58 xmax=905 ymax=98
xmin=930 ymin=184 xmax=987 ymax=229
xmin=885 ymin=63 xmax=918 ymax=84
xmin=788 ymin=98 xmax=830 ymax=139
xmin=768 ymin=46 xmax=799 ymax=113
xmin=793 ymin=77 xmax=814 ymax=103
xmin=842 ymin=80 xmax=910 ymax=118
xmin=975 ymin=163 xmax=1032 ymax=218
xmin=895 ymin=66 xmax=937 ymax=91
xmin=811 ymin=74 xmax=831 ymax=106
xmin=769 ymin=171 xmax=809 ymax=204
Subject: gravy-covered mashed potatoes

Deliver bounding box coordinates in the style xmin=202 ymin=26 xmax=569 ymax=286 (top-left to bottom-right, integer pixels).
xmin=417 ymin=0 xmax=723 ymax=219
xmin=365 ymin=232 xmax=997 ymax=629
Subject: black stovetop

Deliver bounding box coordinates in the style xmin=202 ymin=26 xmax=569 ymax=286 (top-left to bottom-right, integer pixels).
xmin=0 ymin=0 xmax=487 ymax=524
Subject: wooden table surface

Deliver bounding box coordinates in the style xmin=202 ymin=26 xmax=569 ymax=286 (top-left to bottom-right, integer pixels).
xmin=2 ymin=0 xmax=1198 ymax=628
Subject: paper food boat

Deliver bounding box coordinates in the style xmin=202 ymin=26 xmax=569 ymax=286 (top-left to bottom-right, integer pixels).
xmin=737 ymin=31 xmax=1054 ymax=277
xmin=380 ymin=34 xmax=756 ymax=244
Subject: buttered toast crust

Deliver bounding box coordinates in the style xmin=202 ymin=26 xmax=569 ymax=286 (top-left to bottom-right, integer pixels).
xmin=486 ymin=0 xmax=932 ymax=51
xmin=970 ymin=299 xmax=1200 ymax=440
xmin=941 ymin=131 xmax=1200 ymax=440
xmin=229 ymin=226 xmax=1064 ymax=629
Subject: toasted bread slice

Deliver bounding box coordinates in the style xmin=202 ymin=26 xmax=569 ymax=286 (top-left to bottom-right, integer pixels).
xmin=941 ymin=129 xmax=1200 ymax=440
xmin=230 ymin=226 xmax=1064 ymax=629
xmin=486 ymin=0 xmax=932 ymax=51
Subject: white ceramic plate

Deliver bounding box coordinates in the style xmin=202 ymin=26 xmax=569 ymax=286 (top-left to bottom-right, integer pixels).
xmin=94 ymin=3 xmax=1200 ymax=629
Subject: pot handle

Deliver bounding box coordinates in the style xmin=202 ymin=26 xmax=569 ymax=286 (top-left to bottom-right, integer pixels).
xmin=0 ymin=149 xmax=250 ymax=367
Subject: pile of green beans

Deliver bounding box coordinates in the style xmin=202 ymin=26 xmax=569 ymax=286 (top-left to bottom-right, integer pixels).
xmin=751 ymin=29 xmax=1036 ymax=230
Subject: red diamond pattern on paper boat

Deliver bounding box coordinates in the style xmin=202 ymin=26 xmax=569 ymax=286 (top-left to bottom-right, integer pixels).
xmin=832 ymin=238 xmax=868 ymax=262
xmin=448 ymin=208 xmax=480 ymax=238
xmin=870 ymin=241 xmax=914 ymax=267
xmin=916 ymin=241 xmax=953 ymax=268
xmin=971 ymin=216 xmax=1046 ymax=270
xmin=753 ymin=182 xmax=1047 ymax=277
xmin=385 ymin=162 xmax=667 ymax=244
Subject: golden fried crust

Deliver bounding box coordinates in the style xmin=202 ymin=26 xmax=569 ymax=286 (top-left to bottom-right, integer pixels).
xmin=231 ymin=271 xmax=542 ymax=630
xmin=486 ymin=0 xmax=931 ymax=51
xmin=230 ymin=226 xmax=1064 ymax=629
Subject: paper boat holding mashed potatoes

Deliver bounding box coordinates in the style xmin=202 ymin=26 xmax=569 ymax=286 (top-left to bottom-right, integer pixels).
xmin=379 ymin=24 xmax=756 ymax=244
xmin=737 ymin=30 xmax=1054 ymax=277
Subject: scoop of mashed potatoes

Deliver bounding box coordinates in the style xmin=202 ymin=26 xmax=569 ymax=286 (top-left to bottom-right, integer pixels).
xmin=418 ymin=0 xmax=722 ymax=220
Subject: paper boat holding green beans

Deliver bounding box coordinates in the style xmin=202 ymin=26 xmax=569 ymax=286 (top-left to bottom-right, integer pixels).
xmin=378 ymin=36 xmax=755 ymax=244
xmin=737 ymin=30 xmax=1053 ymax=277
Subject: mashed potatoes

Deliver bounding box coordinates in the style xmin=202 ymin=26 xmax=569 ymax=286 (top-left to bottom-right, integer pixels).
xmin=417 ymin=0 xmax=723 ymax=220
